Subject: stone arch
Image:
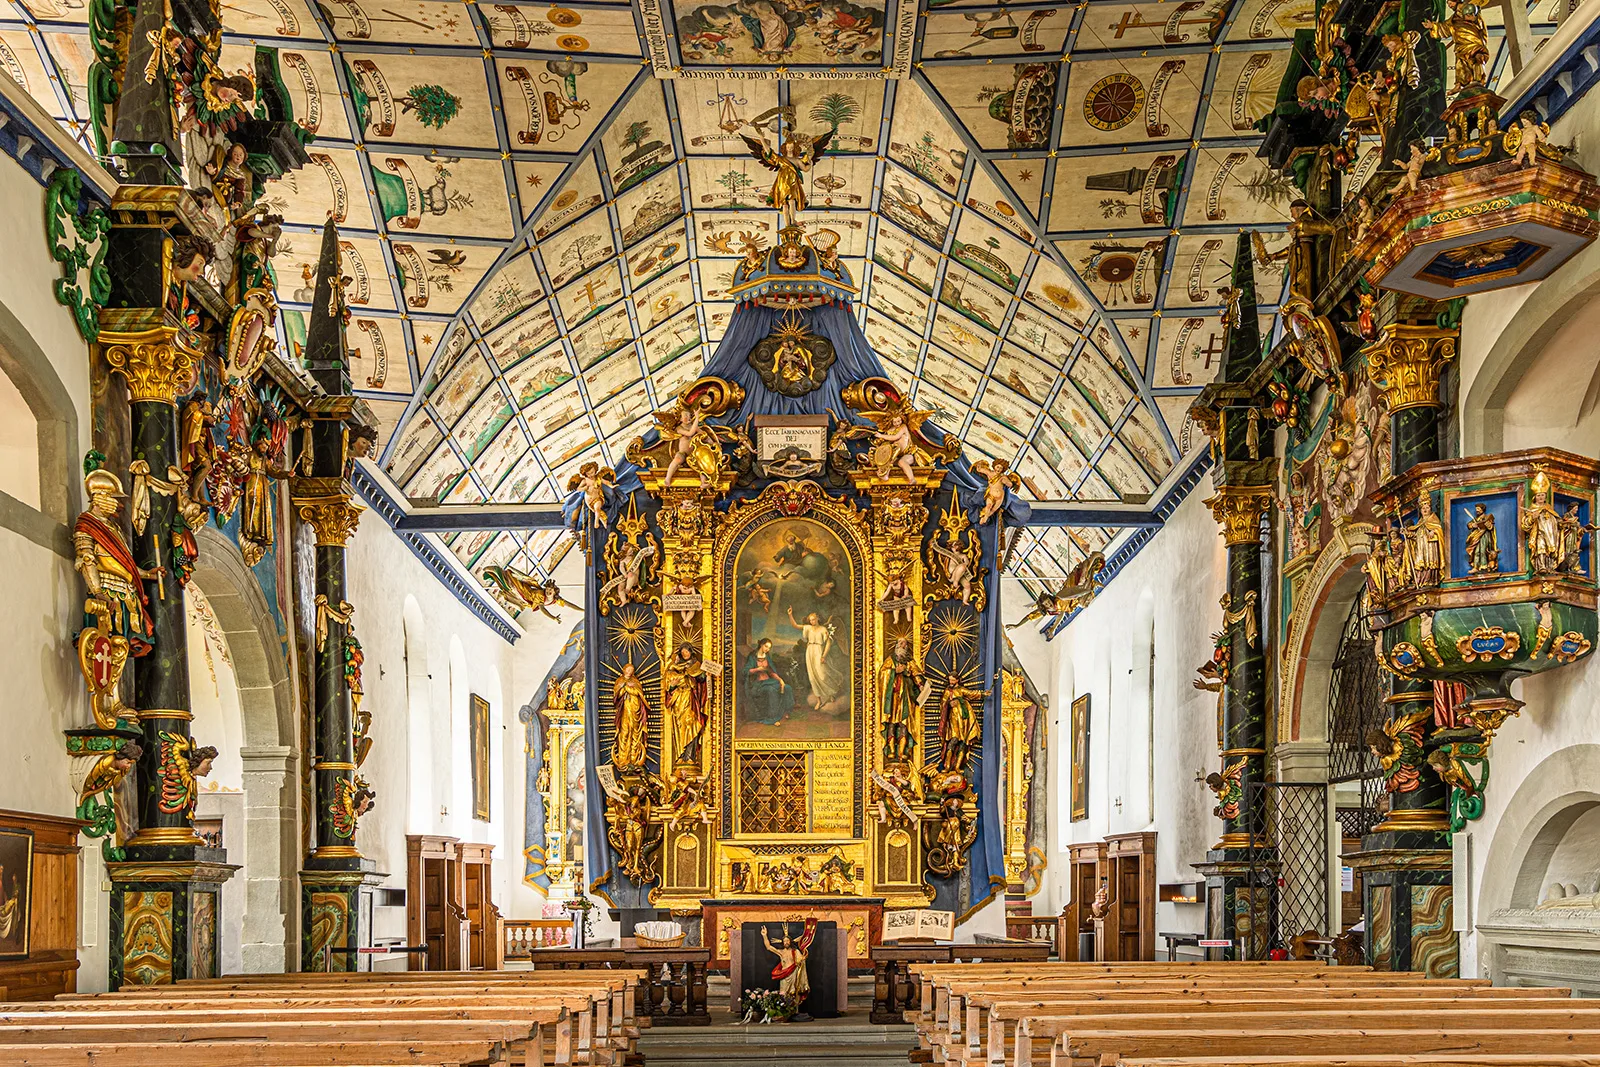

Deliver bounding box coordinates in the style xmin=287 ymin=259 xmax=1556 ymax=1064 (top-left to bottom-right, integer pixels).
xmin=1475 ymin=744 xmax=1600 ymax=990
xmin=1462 ymin=240 xmax=1600 ymax=455
xmin=0 ymin=293 xmax=79 ymax=537
xmin=189 ymin=524 xmax=298 ymax=972
xmin=1278 ymin=533 xmax=1375 ymax=748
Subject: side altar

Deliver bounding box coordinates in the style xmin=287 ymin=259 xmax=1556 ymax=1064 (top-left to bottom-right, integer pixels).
xmin=564 ymin=218 xmax=1028 ymax=940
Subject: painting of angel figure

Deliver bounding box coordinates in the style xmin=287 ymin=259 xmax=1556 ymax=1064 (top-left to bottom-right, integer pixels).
xmin=675 ymin=0 xmax=888 ymax=67
xmin=735 ymin=519 xmax=854 ymax=739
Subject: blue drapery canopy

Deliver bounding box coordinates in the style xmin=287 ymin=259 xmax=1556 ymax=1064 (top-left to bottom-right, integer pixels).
xmin=574 ymin=302 xmax=1029 ymax=919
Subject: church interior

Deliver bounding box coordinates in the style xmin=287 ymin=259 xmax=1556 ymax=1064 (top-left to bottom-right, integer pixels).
xmin=2 ymin=0 xmax=1600 ymax=1060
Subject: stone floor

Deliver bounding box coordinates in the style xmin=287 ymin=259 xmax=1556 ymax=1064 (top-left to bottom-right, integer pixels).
xmin=639 ymin=975 xmax=915 ymax=1066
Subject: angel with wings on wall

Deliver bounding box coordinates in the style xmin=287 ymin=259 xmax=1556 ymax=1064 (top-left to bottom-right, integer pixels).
xmin=741 ymin=119 xmax=834 ymax=228
xmin=971 ymin=458 xmax=1022 ymax=526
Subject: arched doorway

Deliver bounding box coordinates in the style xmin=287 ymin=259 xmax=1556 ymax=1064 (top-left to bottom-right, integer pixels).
xmin=189 ymin=525 xmax=300 ymax=972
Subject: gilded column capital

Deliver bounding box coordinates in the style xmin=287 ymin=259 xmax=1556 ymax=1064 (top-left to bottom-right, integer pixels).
xmin=1204 ymin=483 xmax=1274 ymax=546
xmin=100 ymin=326 xmax=201 ymax=405
xmin=294 ymin=491 xmax=364 ymax=547
xmin=1363 ymin=323 xmax=1458 ymax=413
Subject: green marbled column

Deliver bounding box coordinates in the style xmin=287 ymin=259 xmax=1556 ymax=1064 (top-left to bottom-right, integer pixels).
xmin=1221 ymin=540 xmax=1268 ymax=847
xmin=127 ymin=396 xmax=201 ymax=854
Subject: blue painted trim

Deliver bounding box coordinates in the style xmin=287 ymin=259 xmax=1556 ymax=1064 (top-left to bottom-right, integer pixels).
xmin=0 ymin=84 xmax=113 ymax=204
xmin=1502 ymin=18 xmax=1600 ymax=125
xmin=350 ymin=464 xmax=522 ymax=643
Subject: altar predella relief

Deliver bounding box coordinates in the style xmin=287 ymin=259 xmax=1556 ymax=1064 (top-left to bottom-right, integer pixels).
xmin=532 ymin=216 xmax=1027 ymax=918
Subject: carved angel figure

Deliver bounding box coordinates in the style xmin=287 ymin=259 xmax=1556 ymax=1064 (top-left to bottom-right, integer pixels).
xmin=484 ymin=565 xmax=577 ymax=621
xmin=928 ymin=538 xmax=977 ymax=605
xmin=1205 ymin=757 xmax=1247 ymax=820
xmin=566 ymin=462 xmax=616 ymax=529
xmin=741 ymin=124 xmax=835 ymax=226
xmin=1367 ymin=708 xmax=1431 ymax=794
xmin=599 ymin=533 xmax=660 ymax=609
xmin=156 ymin=731 xmax=216 ymax=821
xmin=971 ymin=458 xmax=1022 ymax=526
xmin=656 ymin=403 xmax=722 ymax=489
xmin=1512 ymin=113 xmax=1552 ymax=167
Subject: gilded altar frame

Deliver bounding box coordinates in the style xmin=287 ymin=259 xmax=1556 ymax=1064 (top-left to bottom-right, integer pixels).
xmin=647 ymin=478 xmax=940 ymax=911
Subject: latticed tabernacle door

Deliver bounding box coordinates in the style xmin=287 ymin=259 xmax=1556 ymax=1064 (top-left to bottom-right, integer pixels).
xmin=1243 ymin=782 xmax=1330 ymax=958
xmin=1328 ymin=595 xmax=1387 ymax=837
xmin=737 ymin=750 xmax=809 ymax=835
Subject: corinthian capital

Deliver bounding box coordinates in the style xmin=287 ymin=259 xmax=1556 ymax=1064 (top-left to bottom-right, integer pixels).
xmin=1364 ymin=323 xmax=1458 ymax=413
xmin=100 ymin=327 xmax=201 ymax=405
xmin=1204 ymin=483 xmax=1275 ymax=547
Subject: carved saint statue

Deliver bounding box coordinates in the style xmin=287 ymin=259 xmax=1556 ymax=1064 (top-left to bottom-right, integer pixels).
xmin=1559 ymin=503 xmax=1594 ymax=574
xmin=1464 ymin=504 xmax=1499 ymax=574
xmin=1522 ymin=469 xmax=1565 ymax=573
xmin=879 ymin=637 xmax=928 ymax=764
xmin=74 ymin=468 xmax=160 ymax=655
xmin=1406 ymin=494 xmax=1446 ymax=587
xmin=610 ymin=662 xmax=650 ymax=772
xmin=664 ymin=645 xmax=710 ymax=768
xmin=610 ymin=783 xmax=657 ymax=883
xmin=1425 ymin=0 xmax=1491 ymax=92
xmin=233 ymin=425 xmax=293 ymax=567
xmin=936 ymin=672 xmax=987 ymax=774
xmin=761 ymin=920 xmax=817 ymax=1009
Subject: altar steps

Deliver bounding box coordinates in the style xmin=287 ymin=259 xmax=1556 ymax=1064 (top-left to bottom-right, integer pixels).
xmin=639 ymin=1019 xmax=916 ymax=1067
xmin=641 ymin=976 xmax=914 ymax=1066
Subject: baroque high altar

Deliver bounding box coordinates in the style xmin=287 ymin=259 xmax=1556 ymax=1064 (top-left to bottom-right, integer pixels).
xmin=567 ymin=224 xmax=1024 ymax=924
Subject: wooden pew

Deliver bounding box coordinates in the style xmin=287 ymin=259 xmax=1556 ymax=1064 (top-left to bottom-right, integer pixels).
xmin=0 ymin=1040 xmax=508 ymax=1066
xmin=970 ymin=990 xmax=1580 ymax=1067
xmin=14 ymin=972 xmax=639 ymax=1067
xmin=1056 ymin=1029 xmax=1600 ymax=1067
xmin=1118 ymin=1058 xmax=1600 ymax=1067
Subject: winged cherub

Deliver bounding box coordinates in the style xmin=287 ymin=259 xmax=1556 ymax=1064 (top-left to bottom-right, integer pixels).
xmin=971 ymin=458 xmax=1022 ymax=526
xmin=741 ymin=121 xmax=835 ymax=227
xmin=566 ymin=461 xmax=616 ymax=529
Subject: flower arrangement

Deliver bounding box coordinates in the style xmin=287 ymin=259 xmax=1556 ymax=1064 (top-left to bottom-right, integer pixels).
xmin=740 ymin=988 xmax=798 ymax=1024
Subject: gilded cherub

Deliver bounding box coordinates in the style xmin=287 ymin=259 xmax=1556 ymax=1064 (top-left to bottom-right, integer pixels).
xmin=971 ymin=457 xmax=1022 ymax=526
xmin=566 ymin=461 xmax=616 ymax=529
xmin=1205 ymin=756 xmax=1247 ymax=820
xmin=156 ymin=731 xmax=217 ymax=822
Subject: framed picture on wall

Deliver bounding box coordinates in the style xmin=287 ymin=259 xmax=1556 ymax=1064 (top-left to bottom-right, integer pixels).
xmin=1070 ymin=694 xmax=1090 ymax=823
xmin=470 ymin=694 xmax=491 ymax=822
xmin=0 ymin=825 xmax=34 ymax=958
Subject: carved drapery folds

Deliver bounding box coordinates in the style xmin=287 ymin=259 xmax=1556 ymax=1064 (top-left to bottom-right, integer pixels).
xmin=1364 ymin=323 xmax=1457 ymax=413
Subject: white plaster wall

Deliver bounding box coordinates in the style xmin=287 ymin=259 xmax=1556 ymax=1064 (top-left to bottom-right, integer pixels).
xmin=1008 ymin=487 xmax=1226 ymax=943
xmin=343 ymin=515 xmax=574 ymax=935
xmin=0 ymin=145 xmax=104 ymax=990
xmin=1450 ymin=88 xmax=1600 ymax=980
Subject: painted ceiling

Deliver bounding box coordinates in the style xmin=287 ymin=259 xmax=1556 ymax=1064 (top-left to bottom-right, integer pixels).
xmin=0 ymin=0 xmax=1559 ymax=602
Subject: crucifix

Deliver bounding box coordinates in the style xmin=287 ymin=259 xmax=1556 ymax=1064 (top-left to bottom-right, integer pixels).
xmin=1110 ymin=4 xmax=1216 ymax=37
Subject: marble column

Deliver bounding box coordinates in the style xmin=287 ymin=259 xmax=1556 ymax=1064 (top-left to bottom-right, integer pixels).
xmin=1351 ymin=322 xmax=1458 ymax=975
xmin=295 ymin=218 xmax=383 ymax=970
xmin=98 ymin=189 xmax=236 ymax=984
xmin=1192 ymin=232 xmax=1278 ymax=958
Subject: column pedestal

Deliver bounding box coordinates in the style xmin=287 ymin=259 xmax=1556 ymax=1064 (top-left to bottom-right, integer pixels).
xmin=300 ymin=861 xmax=386 ymax=972
xmin=1343 ymin=840 xmax=1455 ymax=975
xmin=108 ymin=857 xmax=238 ymax=984
xmin=1193 ymin=851 xmax=1276 ymax=960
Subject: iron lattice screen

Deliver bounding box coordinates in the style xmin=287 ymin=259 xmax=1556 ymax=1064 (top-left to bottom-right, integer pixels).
xmin=1243 ymin=781 xmax=1330 ymax=958
xmin=737 ymin=751 xmax=808 ymax=835
xmin=1327 ymin=594 xmax=1386 ymax=837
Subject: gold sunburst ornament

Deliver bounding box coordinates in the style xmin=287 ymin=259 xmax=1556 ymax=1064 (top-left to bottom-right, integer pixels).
xmin=929 ymin=603 xmax=977 ymax=659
